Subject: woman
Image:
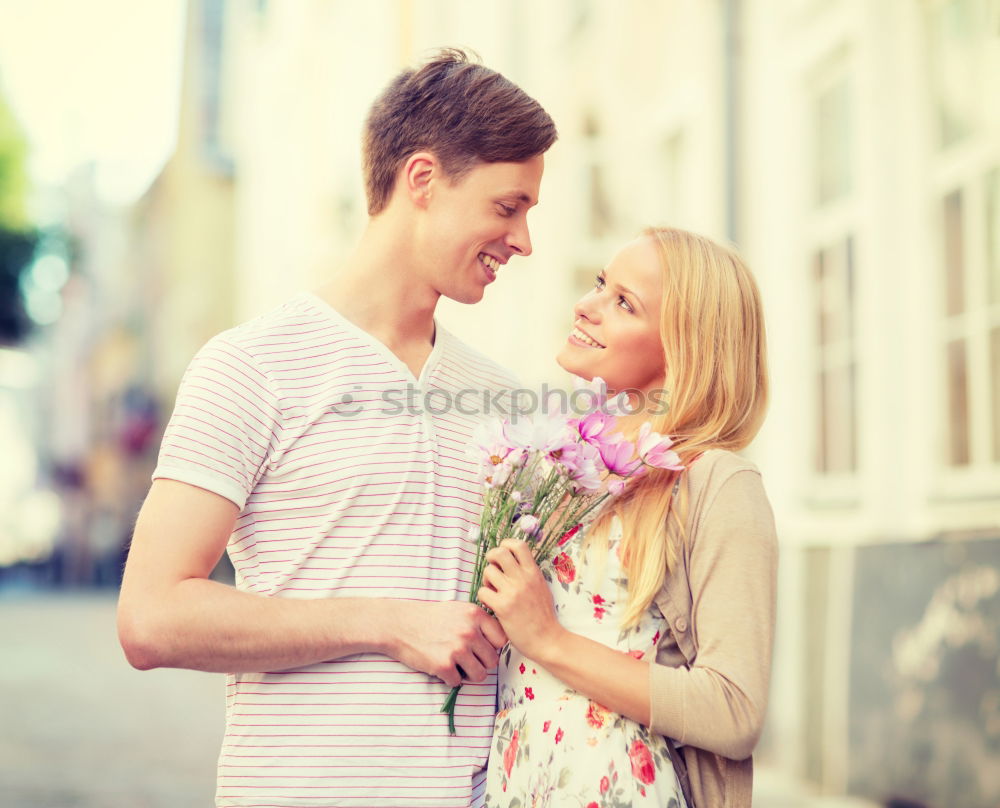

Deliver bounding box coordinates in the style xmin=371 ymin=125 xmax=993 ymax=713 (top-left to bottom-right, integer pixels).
xmin=479 ymin=227 xmax=778 ymax=808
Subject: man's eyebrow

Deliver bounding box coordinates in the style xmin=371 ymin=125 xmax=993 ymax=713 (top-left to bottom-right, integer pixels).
xmin=504 ymin=191 xmax=537 ymax=206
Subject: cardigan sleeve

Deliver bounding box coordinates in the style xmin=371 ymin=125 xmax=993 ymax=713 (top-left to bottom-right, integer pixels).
xmin=648 ymin=468 xmax=778 ymax=760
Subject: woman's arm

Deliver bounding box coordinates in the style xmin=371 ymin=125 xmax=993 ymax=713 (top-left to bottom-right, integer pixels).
xmin=648 ymin=469 xmax=778 ymax=759
xmin=478 ymin=468 xmax=777 ymax=760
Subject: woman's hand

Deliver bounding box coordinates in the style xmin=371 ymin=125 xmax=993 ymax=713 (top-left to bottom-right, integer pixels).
xmin=477 ymin=538 xmax=564 ymax=664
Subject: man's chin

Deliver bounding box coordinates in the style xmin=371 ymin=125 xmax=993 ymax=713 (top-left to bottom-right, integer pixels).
xmin=443 ymin=287 xmax=487 ymax=305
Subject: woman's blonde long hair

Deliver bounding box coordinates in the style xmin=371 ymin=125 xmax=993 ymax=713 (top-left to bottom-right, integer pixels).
xmin=589 ymin=226 xmax=769 ymax=628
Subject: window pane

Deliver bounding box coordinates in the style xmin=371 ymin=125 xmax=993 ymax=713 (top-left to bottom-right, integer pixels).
xmin=817 ymin=362 xmax=857 ymax=475
xmin=943 ymin=190 xmax=965 ymax=317
xmin=815 ymin=237 xmax=855 ymax=347
xmin=988 ymin=167 xmax=1000 ymax=305
xmin=927 ymin=0 xmax=977 ymax=148
xmin=946 ymin=338 xmax=971 ymax=465
xmin=815 ymin=78 xmax=852 ymax=206
xmin=992 ymin=327 xmax=1000 ymax=463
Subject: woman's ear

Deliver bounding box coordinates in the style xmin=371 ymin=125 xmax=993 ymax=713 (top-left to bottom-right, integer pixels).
xmin=402 ymin=151 xmax=437 ymax=208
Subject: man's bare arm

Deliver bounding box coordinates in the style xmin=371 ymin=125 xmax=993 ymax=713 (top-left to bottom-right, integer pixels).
xmin=117 ymin=479 xmax=505 ymax=684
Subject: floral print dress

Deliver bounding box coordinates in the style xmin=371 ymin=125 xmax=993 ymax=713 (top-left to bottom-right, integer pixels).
xmin=484 ymin=518 xmax=688 ymax=808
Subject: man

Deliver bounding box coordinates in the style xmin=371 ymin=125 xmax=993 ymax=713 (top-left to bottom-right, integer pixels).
xmin=117 ymin=48 xmax=556 ymax=807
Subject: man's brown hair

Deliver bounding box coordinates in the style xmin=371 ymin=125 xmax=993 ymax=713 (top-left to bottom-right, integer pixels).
xmin=362 ymin=48 xmax=557 ymax=215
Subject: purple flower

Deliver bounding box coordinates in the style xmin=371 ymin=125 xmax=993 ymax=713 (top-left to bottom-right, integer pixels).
xmin=598 ymin=438 xmax=642 ymax=477
xmin=637 ymin=423 xmax=684 ymax=471
xmin=516 ymin=514 xmax=540 ymax=536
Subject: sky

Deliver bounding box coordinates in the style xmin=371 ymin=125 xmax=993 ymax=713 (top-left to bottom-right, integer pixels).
xmin=0 ymin=0 xmax=186 ymax=207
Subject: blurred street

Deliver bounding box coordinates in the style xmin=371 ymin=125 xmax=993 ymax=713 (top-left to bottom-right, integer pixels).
xmin=0 ymin=591 xmax=223 ymax=807
xmin=0 ymin=590 xmax=879 ymax=808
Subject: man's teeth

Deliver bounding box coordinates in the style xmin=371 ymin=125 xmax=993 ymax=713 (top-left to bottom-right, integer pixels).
xmin=572 ymin=327 xmax=604 ymax=348
xmin=479 ymin=253 xmax=501 ymax=272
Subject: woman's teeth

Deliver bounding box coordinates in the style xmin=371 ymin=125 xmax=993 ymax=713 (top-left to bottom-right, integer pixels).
xmin=571 ymin=327 xmax=604 ymax=348
xmin=479 ymin=253 xmax=501 ymax=272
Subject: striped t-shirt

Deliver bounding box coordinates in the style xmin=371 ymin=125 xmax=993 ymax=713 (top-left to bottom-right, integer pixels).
xmin=153 ymin=292 xmax=520 ymax=808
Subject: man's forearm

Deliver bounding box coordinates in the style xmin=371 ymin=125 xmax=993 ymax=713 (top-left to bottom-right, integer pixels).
xmin=118 ymin=580 xmax=398 ymax=673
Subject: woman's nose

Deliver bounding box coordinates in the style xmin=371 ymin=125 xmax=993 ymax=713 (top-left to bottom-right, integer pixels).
xmin=573 ymin=292 xmax=601 ymax=323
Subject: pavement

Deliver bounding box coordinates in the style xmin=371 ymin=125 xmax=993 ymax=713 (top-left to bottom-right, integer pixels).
xmin=0 ymin=590 xmax=879 ymax=808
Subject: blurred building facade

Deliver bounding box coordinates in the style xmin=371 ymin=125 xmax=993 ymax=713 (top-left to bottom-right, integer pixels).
xmin=22 ymin=0 xmax=996 ymax=805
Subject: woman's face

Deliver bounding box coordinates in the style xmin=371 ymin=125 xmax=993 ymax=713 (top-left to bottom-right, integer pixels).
xmin=556 ymin=236 xmax=666 ymax=399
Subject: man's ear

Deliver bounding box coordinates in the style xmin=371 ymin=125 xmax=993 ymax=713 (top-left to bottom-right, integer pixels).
xmin=402 ymin=151 xmax=438 ymax=208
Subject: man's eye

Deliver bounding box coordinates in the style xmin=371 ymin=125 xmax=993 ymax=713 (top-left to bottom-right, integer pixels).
xmin=497 ymin=204 xmax=515 ymax=217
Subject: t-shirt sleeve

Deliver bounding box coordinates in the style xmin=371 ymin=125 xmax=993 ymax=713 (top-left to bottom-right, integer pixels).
xmin=152 ymin=335 xmax=282 ymax=510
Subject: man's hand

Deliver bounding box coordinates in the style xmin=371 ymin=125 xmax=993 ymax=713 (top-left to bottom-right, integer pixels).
xmin=384 ymin=601 xmax=508 ymax=688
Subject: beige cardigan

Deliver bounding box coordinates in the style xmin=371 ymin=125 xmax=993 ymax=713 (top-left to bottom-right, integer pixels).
xmin=648 ymin=449 xmax=779 ymax=807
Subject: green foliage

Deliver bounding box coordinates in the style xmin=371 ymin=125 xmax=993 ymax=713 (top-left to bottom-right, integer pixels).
xmin=0 ymin=86 xmax=36 ymax=344
xmin=0 ymin=90 xmax=29 ymax=230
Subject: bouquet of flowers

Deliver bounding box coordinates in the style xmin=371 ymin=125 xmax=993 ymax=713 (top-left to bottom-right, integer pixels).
xmin=441 ymin=379 xmax=683 ymax=733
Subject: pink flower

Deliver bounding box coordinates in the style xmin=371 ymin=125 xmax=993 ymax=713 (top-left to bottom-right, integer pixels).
xmin=600 ymin=776 xmax=610 ymax=794
xmin=593 ymin=594 xmax=606 ymax=605
xmin=519 ymin=662 xmax=526 ymax=674
xmin=572 ymin=409 xmax=619 ymax=449
xmin=552 ymin=552 xmax=576 ymax=584
xmin=516 ymin=513 xmax=540 ymax=537
xmin=607 ymin=478 xmax=627 ymax=497
xmin=598 ymin=437 xmax=642 ymax=476
xmin=593 ymin=606 xmax=606 ymax=620
xmin=554 ymin=441 xmax=603 ymax=492
xmin=555 ymin=727 xmax=564 ymax=744
xmin=586 ymin=803 xmax=599 ymax=808
xmin=637 ymin=423 xmax=683 ymax=471
xmin=628 ymin=739 xmax=656 ymax=785
xmin=543 ymin=720 xmax=551 ymax=733
xmin=524 ymin=687 xmax=535 ymax=700
xmin=503 ymin=729 xmax=519 ymax=777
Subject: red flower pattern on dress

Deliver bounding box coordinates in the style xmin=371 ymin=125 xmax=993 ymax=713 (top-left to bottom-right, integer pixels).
xmin=586 ymin=803 xmax=599 ymax=808
xmin=594 ymin=606 xmax=606 ymax=620
xmin=524 ymin=687 xmax=535 ymax=700
xmin=652 ymin=630 xmax=661 ymax=645
xmin=558 ymin=523 xmax=582 ymax=546
xmin=628 ymin=739 xmax=656 ymax=785
xmin=585 ymin=700 xmax=611 ymax=729
xmin=599 ymin=775 xmax=610 ymax=794
xmin=543 ymin=720 xmax=551 ymax=733
xmin=626 ymin=649 xmax=645 ymax=660
xmin=503 ymin=729 xmax=519 ymax=777
xmin=518 ymin=662 xmax=526 ymax=674
xmin=553 ymin=552 xmax=576 ymax=584
xmin=555 ymin=727 xmax=564 ymax=744
xmin=593 ymin=594 xmax=605 ymax=605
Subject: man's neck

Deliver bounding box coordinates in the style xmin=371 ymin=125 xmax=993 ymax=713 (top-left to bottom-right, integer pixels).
xmin=317 ymin=215 xmax=439 ymax=351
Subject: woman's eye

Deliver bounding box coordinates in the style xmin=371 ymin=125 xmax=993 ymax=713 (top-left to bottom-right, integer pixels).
xmin=497 ymin=204 xmax=515 ymax=217
xmin=618 ymin=296 xmax=634 ymax=313
xmin=594 ymin=275 xmax=605 ymax=289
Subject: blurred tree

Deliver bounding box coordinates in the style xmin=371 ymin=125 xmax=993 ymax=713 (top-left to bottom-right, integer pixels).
xmin=0 ymin=87 xmax=38 ymax=345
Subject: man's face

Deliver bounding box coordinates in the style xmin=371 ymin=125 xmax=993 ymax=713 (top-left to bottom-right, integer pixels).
xmin=418 ymin=155 xmax=544 ymax=304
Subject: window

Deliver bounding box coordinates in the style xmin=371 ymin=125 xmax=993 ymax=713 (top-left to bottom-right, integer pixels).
xmin=927 ymin=0 xmax=999 ymax=473
xmin=814 ymin=237 xmax=857 ymax=474
xmin=927 ymin=0 xmax=979 ymax=148
xmin=814 ymin=79 xmax=853 ymax=206
xmin=808 ymin=67 xmax=858 ymax=477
